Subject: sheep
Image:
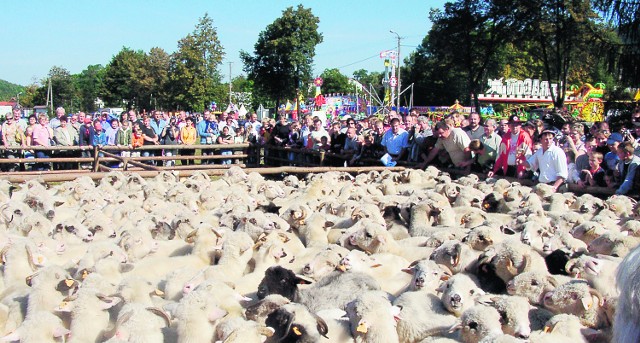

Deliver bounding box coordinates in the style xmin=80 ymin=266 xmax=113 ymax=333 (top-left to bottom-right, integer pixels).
xmin=429 ymin=240 xmax=477 ymax=274
xmin=479 ymin=295 xmax=532 ymax=339
xmin=613 ymin=243 xmax=640 ymax=343
xmin=299 ymin=244 xmax=349 ymax=281
xmin=54 ymin=286 xmax=121 ymax=343
xmin=172 ymin=289 xmax=229 ymax=343
xmin=462 ymin=225 xmax=504 ymax=251
xmin=265 ymin=302 xmax=331 ymax=343
xmin=449 ymin=305 xmax=504 ymax=343
xmin=528 ymin=314 xmax=594 ymax=343
xmin=565 ymin=254 xmax=621 ymax=297
xmin=542 ymin=280 xmax=608 ymax=329
xmin=0 ymin=310 xmax=70 ymax=343
xmin=437 ymin=273 xmax=485 ymax=317
xmin=347 ymin=219 xmax=433 ymax=261
xmin=587 ymin=231 xmax=640 ymax=257
xmin=402 ymin=259 xmax=451 ymax=292
xmin=106 ymin=304 xmax=170 ymax=343
xmin=570 ymin=221 xmax=607 ymax=245
xmin=214 ymin=317 xmax=274 ymax=343
xmin=24 ymin=265 xmax=78 ymax=319
xmin=620 ymin=219 xmax=640 ymax=237
xmin=244 ymin=294 xmax=291 ymax=326
xmin=394 ymin=291 xmax=457 ymax=342
xmin=256 ymin=266 xmax=380 ymax=313
xmin=345 ymin=291 xmax=400 ymax=343
xmin=505 ymin=271 xmax=559 ymax=306
xmin=337 ymin=249 xmax=412 ymax=296
xmin=490 ymin=239 xmax=548 ymax=283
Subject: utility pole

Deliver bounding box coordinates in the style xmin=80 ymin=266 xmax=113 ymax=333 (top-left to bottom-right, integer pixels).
xmin=390 ymin=30 xmax=402 ymax=115
xmin=228 ymin=62 xmax=233 ymax=109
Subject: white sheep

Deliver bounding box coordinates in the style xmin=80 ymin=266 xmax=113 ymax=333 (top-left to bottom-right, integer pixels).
xmin=0 ymin=310 xmax=70 ymax=343
xmin=437 ymin=273 xmax=485 ymax=317
xmin=449 ymin=305 xmax=504 ymax=343
xmin=613 ymin=244 xmax=640 ymax=343
xmin=394 ymin=291 xmax=457 ymax=342
xmin=345 ymin=291 xmax=400 ymax=343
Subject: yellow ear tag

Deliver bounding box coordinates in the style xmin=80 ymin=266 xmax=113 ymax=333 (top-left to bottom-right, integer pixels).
xmin=154 ymin=289 xmax=165 ymax=296
xmin=543 ymin=326 xmax=551 ymax=333
xmin=65 ymin=279 xmax=74 ymax=287
xmin=292 ymin=326 xmax=302 ymax=336
xmin=356 ymin=322 xmax=368 ymax=333
xmin=82 ymin=270 xmax=89 ymax=279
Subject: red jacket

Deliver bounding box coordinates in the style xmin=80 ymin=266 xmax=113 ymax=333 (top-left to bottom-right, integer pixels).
xmin=492 ymin=130 xmax=532 ymax=177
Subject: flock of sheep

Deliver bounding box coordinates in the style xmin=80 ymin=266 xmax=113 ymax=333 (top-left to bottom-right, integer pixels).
xmin=0 ymin=165 xmax=639 ymax=342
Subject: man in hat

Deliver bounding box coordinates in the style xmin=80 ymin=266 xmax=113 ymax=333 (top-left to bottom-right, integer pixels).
xmin=604 ymin=132 xmax=623 ymax=171
xmin=488 ymin=115 xmax=533 ymax=178
xmin=520 ymin=129 xmax=568 ymax=192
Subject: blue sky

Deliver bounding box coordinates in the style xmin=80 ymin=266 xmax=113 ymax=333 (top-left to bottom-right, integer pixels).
xmin=1 ymin=0 xmax=447 ymax=86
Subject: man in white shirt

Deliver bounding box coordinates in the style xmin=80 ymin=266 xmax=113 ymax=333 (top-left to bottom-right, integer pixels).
xmin=521 ymin=129 xmax=568 ymax=192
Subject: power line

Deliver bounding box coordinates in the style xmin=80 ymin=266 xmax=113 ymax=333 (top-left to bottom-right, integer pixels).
xmin=334 ymin=53 xmax=381 ymax=70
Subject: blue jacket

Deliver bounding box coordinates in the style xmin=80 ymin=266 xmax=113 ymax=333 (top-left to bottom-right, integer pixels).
xmin=196 ymin=120 xmax=218 ymax=144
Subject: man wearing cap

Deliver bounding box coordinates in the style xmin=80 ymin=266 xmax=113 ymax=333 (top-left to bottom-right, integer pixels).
xmin=520 ymin=129 xmax=568 ymax=192
xmin=604 ymin=132 xmax=623 ymax=171
xmin=488 ymin=115 xmax=532 ymax=179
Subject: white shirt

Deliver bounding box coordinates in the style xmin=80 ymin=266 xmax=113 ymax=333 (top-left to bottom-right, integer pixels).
xmin=526 ymin=144 xmax=568 ymax=183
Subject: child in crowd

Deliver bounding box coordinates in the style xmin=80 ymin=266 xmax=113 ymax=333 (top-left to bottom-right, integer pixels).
xmin=131 ymin=123 xmax=144 ymax=157
xmin=578 ymin=151 xmax=605 ymax=187
xmin=604 ymin=170 xmax=618 ymax=189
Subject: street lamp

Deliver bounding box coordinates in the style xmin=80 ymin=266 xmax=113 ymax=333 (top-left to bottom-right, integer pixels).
xmin=390 ymin=30 xmax=401 ymax=114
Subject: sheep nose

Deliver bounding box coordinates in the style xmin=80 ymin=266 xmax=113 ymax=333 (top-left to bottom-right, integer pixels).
xmin=516 ymin=333 xmax=529 ymax=339
xmin=303 ymin=264 xmax=311 ymax=274
xmin=415 ymin=277 xmax=424 ymax=288
xmin=451 ymin=294 xmax=461 ymax=303
xmin=46 ymin=210 xmax=55 ymax=220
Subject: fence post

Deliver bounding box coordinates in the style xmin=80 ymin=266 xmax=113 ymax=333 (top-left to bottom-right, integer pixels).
xmin=92 ymin=146 xmax=100 ymax=172
xmin=319 ymin=150 xmax=325 ymax=166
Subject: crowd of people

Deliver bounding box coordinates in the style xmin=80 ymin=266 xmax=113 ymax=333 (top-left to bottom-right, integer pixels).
xmin=1 ymin=105 xmax=639 ymax=195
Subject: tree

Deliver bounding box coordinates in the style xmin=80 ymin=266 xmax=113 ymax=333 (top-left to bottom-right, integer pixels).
xmin=522 ymin=0 xmax=612 ymax=108
xmin=425 ymin=0 xmax=529 ymax=112
xmin=168 ymin=13 xmax=224 ymax=111
xmin=75 ymin=64 xmax=106 ymax=112
xmin=145 ymin=47 xmax=171 ymax=110
xmin=104 ymin=47 xmax=149 ymax=110
xmin=319 ymin=68 xmax=350 ymax=94
xmin=241 ymin=5 xmax=323 ymax=114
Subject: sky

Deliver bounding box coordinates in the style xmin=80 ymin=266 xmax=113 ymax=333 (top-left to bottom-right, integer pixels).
xmin=1 ymin=0 xmax=448 ymax=86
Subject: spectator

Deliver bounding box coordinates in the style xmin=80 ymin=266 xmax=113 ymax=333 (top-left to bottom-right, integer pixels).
xmin=520 ymin=129 xmax=568 ymax=193
xmin=497 ymin=118 xmax=509 ymax=136
xmin=92 ymin=120 xmax=107 ymax=160
xmin=604 ymin=132 xmax=623 ymax=171
xmin=180 ymin=117 xmax=197 ymax=166
xmin=2 ymin=111 xmax=25 ymax=171
xmin=140 ymin=115 xmax=160 ymax=165
xmin=352 ymin=131 xmax=377 ymax=165
xmin=308 ymin=118 xmax=330 ymax=150
xmin=410 ymin=116 xmax=433 ymax=162
xmin=245 ymin=112 xmax=262 ymax=134
xmin=342 ymin=127 xmax=361 ymax=166
xmin=615 ymin=141 xmax=640 ymax=195
xmin=53 ymin=115 xmax=75 ymax=170
xmin=49 ymin=107 xmax=65 ymax=130
xmin=162 ymin=117 xmax=180 ymax=167
xmin=463 ymin=112 xmax=484 ymax=140
xmin=565 ymin=150 xmax=581 ymax=184
xmin=578 ymin=151 xmax=606 ymax=187
xmin=31 ymin=114 xmax=54 ymax=171
xmin=217 ymin=125 xmax=234 ymax=165
xmin=477 ymin=118 xmax=501 ymax=171
xmin=116 ymin=119 xmax=133 ymax=165
xmin=418 ymin=120 xmax=471 ymax=170
xmin=271 ymin=114 xmax=291 ymax=147
xmin=196 ymin=111 xmax=218 ymax=165
xmin=78 ymin=116 xmax=95 ymax=169
xmin=131 ymin=123 xmax=144 ymax=157
xmin=150 ymin=111 xmax=167 ymax=143
xmin=381 ymin=117 xmax=410 ymax=163
xmin=12 ymin=108 xmax=27 ymax=131
xmin=105 ymin=119 xmax=119 ymax=146
xmin=488 ymin=115 xmax=532 ymax=179
xmin=564 ymin=123 xmax=587 ymax=158
xmin=128 ymin=110 xmax=143 ymax=129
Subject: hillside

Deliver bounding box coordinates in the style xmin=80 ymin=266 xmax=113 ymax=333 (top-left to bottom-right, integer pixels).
xmin=0 ymin=79 xmax=25 ymax=102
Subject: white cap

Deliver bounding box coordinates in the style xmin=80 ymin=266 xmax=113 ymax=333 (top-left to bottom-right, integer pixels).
xmin=341 ymin=115 xmax=352 ymax=120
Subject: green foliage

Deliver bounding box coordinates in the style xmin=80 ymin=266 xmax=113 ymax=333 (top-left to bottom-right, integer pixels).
xmin=168 ymin=13 xmax=224 ymax=112
xmin=0 ymin=80 xmax=24 ymax=102
xmin=104 ymin=48 xmax=150 ymax=109
xmin=319 ymin=68 xmax=350 ymax=94
xmin=76 ymin=64 xmax=106 ymax=113
xmin=241 ymin=4 xmax=323 ymax=110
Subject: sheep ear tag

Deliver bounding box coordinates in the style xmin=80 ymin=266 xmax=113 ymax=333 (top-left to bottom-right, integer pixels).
xmin=581 ymin=297 xmax=593 ymax=310
xmin=356 ymin=321 xmax=368 ymax=333
xmin=292 ymin=326 xmax=302 ymax=336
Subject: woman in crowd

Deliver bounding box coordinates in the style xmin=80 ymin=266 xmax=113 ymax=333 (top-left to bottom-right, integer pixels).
xmin=217 ymin=125 xmax=234 ymax=164
xmin=162 ymin=117 xmax=180 ymax=167
xmin=179 ymin=116 xmax=197 ymax=165
xmin=30 ymin=114 xmax=54 ymax=171
xmin=1 ymin=112 xmax=26 ymax=171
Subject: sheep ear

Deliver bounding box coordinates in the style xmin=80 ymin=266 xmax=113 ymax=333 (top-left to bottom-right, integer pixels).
xmin=448 ymin=321 xmax=462 ymax=333
xmin=147 ymin=307 xmax=172 ymax=327
xmin=314 ymin=314 xmax=329 ymax=338
xmin=52 ymin=327 xmax=71 ymax=338
xmin=97 ymin=294 xmax=121 ymax=310
xmin=1 ymin=331 xmax=20 ymax=341
xmin=294 ymin=274 xmax=314 ymax=285
xmin=375 ymin=235 xmax=387 ymax=245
